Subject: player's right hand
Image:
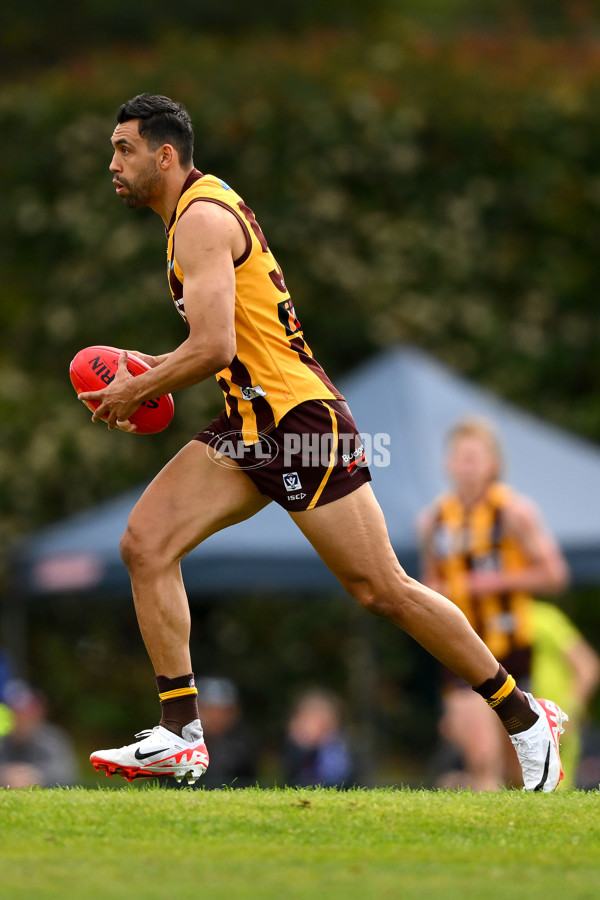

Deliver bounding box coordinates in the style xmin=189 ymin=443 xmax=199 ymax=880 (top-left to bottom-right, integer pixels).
xmin=79 ymin=351 xmax=139 ymax=431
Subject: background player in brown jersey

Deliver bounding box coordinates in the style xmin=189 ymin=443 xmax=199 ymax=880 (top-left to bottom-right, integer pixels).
xmin=418 ymin=418 xmax=569 ymax=789
xmin=79 ymin=94 xmax=568 ymax=790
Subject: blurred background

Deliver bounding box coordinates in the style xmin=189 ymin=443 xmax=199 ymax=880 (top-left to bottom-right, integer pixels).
xmin=2 ymin=0 xmax=600 ymax=789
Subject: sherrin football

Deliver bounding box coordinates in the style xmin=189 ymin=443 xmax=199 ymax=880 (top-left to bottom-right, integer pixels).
xmin=69 ymin=345 xmax=174 ymax=434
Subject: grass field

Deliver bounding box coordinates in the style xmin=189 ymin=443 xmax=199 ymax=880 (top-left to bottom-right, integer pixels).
xmin=1 ymin=786 xmax=599 ymax=899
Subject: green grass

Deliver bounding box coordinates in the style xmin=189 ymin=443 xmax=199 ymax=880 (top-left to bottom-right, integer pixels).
xmin=1 ymin=787 xmax=599 ymax=899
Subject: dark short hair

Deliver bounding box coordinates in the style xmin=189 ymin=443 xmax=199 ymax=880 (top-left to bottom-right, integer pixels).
xmin=117 ymin=94 xmax=194 ymax=167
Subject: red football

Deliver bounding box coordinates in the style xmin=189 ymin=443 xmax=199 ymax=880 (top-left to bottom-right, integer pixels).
xmin=69 ymin=345 xmax=174 ymax=435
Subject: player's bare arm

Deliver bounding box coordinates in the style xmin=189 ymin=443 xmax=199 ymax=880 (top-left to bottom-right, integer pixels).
xmin=468 ymin=494 xmax=569 ymax=596
xmin=78 ymin=203 xmax=240 ymax=429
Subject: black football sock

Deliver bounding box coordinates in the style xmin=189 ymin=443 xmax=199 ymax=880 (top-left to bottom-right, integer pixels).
xmin=473 ymin=664 xmax=539 ymax=736
xmin=156 ymin=673 xmax=199 ymax=738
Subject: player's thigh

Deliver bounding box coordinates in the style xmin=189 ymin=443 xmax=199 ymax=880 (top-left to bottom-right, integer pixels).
xmin=125 ymin=440 xmax=270 ymax=560
xmin=288 ymin=482 xmax=403 ymax=589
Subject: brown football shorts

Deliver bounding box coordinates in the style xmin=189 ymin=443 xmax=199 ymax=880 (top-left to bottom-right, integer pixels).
xmin=194 ymin=398 xmax=371 ymax=511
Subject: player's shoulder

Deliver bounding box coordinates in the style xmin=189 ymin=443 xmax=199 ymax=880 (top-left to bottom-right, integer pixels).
xmin=175 ymin=195 xmax=241 ymax=246
xmin=496 ymin=483 xmax=544 ymax=530
xmin=183 ymin=172 xmax=242 ymax=204
xmin=176 ymin=174 xmax=244 ymax=231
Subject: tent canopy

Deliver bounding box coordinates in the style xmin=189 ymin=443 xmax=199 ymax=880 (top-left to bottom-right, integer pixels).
xmin=14 ymin=345 xmax=600 ymax=597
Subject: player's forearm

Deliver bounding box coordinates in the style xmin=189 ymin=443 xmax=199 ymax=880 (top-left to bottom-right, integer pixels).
xmin=125 ymin=338 xmax=234 ymax=401
xmin=503 ymin=568 xmax=566 ymax=595
xmin=470 ymin=561 xmax=569 ymax=596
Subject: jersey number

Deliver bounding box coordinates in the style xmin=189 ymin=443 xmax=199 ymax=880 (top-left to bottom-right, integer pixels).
xmin=238 ymin=201 xmax=288 ymax=295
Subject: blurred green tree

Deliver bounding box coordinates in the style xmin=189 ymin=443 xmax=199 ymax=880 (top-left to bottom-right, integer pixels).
xmin=3 ymin=0 xmax=599 ymax=77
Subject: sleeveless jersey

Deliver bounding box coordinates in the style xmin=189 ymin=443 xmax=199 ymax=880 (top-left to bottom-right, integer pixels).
xmin=429 ymin=483 xmax=533 ymax=661
xmin=166 ymin=170 xmax=342 ymax=443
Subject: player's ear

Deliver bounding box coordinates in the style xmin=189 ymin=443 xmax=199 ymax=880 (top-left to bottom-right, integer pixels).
xmin=158 ymin=144 xmax=176 ymax=169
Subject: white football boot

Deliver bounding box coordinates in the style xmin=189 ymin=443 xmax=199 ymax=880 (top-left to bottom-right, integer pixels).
xmin=510 ymin=694 xmax=568 ymax=792
xmin=90 ymin=719 xmax=209 ymax=785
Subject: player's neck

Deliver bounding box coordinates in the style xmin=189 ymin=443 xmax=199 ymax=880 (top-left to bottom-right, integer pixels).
xmin=456 ymin=480 xmax=494 ymax=509
xmin=151 ymin=166 xmax=195 ymax=226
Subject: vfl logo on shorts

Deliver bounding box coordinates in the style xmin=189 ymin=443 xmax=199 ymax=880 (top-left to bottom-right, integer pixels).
xmin=282 ymin=472 xmax=302 ymax=491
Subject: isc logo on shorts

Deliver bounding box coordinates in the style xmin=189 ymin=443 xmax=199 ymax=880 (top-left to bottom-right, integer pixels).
xmin=282 ymin=472 xmax=302 ymax=491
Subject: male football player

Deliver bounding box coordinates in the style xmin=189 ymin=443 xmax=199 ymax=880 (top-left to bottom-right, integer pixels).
xmin=81 ymin=95 xmax=567 ymax=789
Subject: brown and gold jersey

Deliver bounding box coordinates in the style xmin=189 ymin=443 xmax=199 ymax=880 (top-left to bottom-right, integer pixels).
xmin=166 ymin=170 xmax=342 ymax=443
xmin=429 ymin=482 xmax=533 ymax=660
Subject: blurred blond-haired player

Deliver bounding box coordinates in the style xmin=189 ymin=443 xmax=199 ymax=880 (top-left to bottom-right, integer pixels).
xmin=419 ymin=418 xmax=569 ymax=790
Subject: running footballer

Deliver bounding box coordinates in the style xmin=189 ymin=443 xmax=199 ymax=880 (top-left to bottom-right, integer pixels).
xmin=80 ymin=95 xmax=567 ymax=790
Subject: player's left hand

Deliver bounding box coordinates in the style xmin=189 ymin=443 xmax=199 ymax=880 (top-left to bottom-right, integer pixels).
xmin=78 ymin=351 xmax=139 ymax=431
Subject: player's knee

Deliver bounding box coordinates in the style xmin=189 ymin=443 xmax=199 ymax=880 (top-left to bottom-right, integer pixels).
xmin=348 ymin=571 xmax=415 ymax=622
xmin=120 ymin=521 xmax=159 ymax=573
xmin=119 ymin=525 xmax=139 ymax=572
xmin=348 ymin=578 xmax=395 ymax=619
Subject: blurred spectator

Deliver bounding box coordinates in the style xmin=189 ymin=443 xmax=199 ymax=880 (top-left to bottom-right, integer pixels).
xmin=532 ymin=601 xmax=600 ymax=789
xmin=196 ymin=677 xmax=258 ymax=788
xmin=282 ymin=689 xmax=357 ymax=788
xmin=0 ymin=649 xmax=14 ymax=738
xmin=419 ymin=418 xmax=569 ymax=790
xmin=0 ymin=680 xmax=78 ymax=788
xmin=0 ymin=648 xmax=13 ymax=700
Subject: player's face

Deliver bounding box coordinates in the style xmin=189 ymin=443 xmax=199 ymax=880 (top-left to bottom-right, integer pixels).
xmin=446 ymin=435 xmax=499 ymax=493
xmin=109 ymin=120 xmax=162 ymax=208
